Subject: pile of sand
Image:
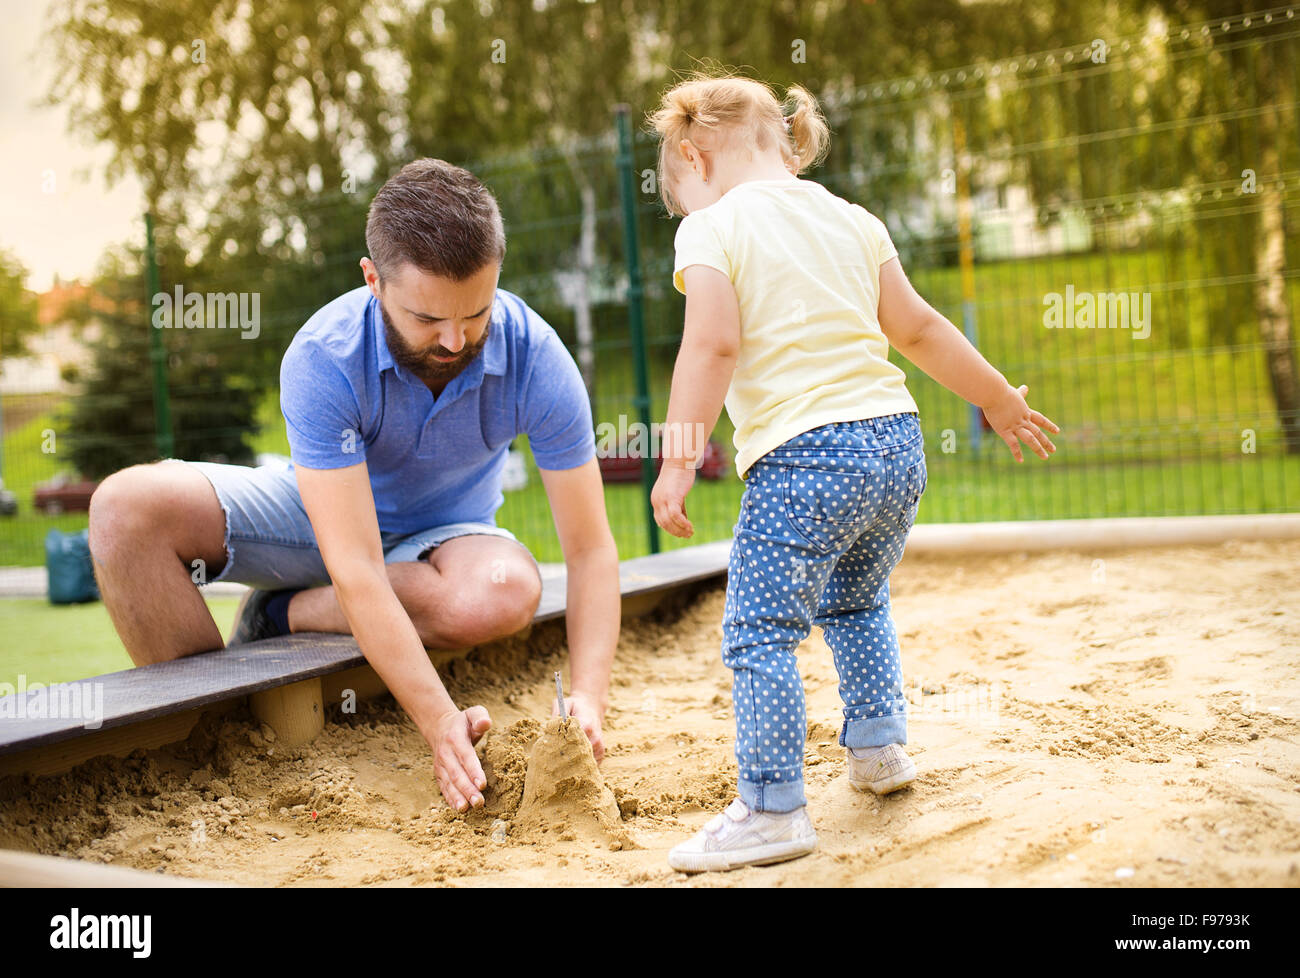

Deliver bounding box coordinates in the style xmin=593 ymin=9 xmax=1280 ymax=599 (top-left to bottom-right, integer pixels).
xmin=514 ymin=717 xmax=629 ymax=847
xmin=1 ymin=539 xmax=1297 ymax=886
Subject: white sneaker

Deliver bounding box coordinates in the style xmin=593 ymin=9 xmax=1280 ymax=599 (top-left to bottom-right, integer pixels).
xmin=667 ymin=798 xmax=818 ymax=873
xmin=847 ymin=744 xmax=916 ymax=795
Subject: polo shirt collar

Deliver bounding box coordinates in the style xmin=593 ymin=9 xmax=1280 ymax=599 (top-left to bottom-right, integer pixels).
xmin=371 ymin=294 xmax=397 ymax=375
xmin=481 ymin=295 xmax=508 ymax=376
xmin=370 ymin=290 xmax=508 ymax=388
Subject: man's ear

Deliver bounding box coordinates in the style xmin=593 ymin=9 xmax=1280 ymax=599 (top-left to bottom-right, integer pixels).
xmin=360 ymin=257 xmax=381 ymax=297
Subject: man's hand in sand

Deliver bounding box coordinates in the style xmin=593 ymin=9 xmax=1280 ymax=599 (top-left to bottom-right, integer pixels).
xmin=558 ymin=692 xmax=606 ymax=762
xmin=432 ymin=705 xmax=492 ymax=812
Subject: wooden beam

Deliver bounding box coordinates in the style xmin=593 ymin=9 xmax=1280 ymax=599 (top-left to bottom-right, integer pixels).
xmin=0 ymin=707 xmax=211 ymax=779
xmin=248 ymin=677 xmax=323 ymax=748
xmin=0 ymin=849 xmax=231 ymax=887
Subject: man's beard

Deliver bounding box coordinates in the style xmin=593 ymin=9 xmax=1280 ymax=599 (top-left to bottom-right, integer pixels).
xmin=379 ymin=298 xmax=491 ymax=388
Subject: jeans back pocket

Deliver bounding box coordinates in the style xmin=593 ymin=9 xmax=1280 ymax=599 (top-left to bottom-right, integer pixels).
xmin=895 ymin=453 xmax=928 ymax=532
xmin=780 ymin=462 xmax=871 ymax=553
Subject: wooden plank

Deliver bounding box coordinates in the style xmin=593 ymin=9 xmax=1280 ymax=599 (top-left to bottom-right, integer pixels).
xmin=0 ymin=633 xmax=364 ymax=757
xmin=0 ymin=707 xmax=210 ymax=779
xmin=0 ymin=849 xmax=232 ymax=887
xmin=905 ymin=513 xmax=1300 ymax=554
xmin=320 ymin=665 xmax=390 ymax=707
xmin=531 ymin=540 xmax=731 ymax=622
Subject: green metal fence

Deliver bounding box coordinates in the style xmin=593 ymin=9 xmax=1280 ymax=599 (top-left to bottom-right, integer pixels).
xmin=2 ymin=7 xmax=1298 ymax=568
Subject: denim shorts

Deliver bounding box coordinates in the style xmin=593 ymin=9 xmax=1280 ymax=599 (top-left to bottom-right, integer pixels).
xmin=176 ymin=459 xmax=528 ymax=591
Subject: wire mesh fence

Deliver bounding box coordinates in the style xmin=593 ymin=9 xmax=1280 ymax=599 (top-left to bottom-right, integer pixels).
xmin=2 ymin=6 xmax=1297 ymax=568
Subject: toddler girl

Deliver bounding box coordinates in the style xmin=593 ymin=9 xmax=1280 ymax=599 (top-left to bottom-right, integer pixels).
xmin=647 ymin=73 xmax=1059 ymax=873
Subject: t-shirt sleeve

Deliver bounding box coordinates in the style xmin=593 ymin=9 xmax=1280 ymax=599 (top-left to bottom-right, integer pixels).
xmin=672 ymin=211 xmax=733 ymax=293
xmin=280 ymin=338 xmax=367 ymax=469
xmin=858 ymin=208 xmax=900 ymax=268
xmin=518 ymin=328 xmax=595 ymax=471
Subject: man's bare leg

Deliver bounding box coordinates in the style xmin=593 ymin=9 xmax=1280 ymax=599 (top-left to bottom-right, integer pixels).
xmin=90 ymin=461 xmax=541 ymax=664
xmin=89 ymin=461 xmax=231 ymax=666
xmin=287 ymin=534 xmax=542 ymax=649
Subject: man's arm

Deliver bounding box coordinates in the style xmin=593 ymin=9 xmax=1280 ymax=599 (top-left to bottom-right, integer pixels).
xmin=537 ymin=458 xmax=620 ymax=760
xmin=294 ymin=461 xmax=490 ymax=812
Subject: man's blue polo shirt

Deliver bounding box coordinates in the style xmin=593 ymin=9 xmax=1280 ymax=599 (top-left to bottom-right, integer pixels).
xmin=279 ymin=285 xmax=594 ymax=535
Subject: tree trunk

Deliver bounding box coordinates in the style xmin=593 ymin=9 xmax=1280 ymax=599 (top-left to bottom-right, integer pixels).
xmin=1252 ymin=69 xmax=1300 ymax=455
xmin=566 ymin=161 xmax=598 ymax=398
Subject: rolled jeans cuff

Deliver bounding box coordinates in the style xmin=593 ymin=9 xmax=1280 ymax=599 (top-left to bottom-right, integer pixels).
xmin=737 ymin=772 xmax=807 ymax=814
xmin=840 ymin=710 xmax=907 ymax=750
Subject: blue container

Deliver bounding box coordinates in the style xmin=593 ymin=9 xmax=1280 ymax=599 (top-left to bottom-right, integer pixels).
xmin=45 ymin=528 xmax=100 ymax=605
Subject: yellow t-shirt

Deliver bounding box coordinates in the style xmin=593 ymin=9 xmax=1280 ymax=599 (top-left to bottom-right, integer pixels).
xmin=672 ymin=177 xmax=918 ymax=478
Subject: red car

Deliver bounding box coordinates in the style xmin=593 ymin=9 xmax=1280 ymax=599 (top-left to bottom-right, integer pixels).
xmin=598 ymin=438 xmax=729 ymax=483
xmin=34 ymin=473 xmax=100 ymax=515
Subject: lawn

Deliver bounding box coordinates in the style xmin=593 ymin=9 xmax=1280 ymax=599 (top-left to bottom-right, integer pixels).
xmin=0 ymin=596 xmax=240 ymax=690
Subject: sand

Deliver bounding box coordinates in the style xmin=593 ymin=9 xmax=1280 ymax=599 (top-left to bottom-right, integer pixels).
xmin=1 ymin=538 xmax=1298 ymax=887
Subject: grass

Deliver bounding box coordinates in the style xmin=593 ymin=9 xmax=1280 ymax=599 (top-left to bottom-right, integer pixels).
xmin=0 ymin=596 xmax=240 ymax=690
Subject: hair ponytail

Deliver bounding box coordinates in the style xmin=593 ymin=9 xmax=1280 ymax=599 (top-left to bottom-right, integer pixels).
xmin=648 ymin=72 xmax=833 ymax=215
xmin=783 ymin=85 xmax=830 ymax=172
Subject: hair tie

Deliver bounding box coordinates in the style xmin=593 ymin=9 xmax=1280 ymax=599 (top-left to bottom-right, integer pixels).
xmin=782 ymin=115 xmax=793 ymax=133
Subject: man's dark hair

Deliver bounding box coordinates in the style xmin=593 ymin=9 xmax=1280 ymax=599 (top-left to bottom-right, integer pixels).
xmin=365 ymin=159 xmax=506 ymax=281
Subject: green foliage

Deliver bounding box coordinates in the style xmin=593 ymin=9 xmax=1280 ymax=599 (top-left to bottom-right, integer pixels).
xmin=60 ymin=250 xmax=258 ymax=479
xmin=0 ymin=250 xmax=40 ymax=361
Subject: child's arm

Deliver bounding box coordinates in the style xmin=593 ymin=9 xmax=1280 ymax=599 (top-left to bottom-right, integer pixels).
xmin=651 ymin=265 xmax=741 ymax=538
xmin=877 ymin=257 xmax=1060 ymax=462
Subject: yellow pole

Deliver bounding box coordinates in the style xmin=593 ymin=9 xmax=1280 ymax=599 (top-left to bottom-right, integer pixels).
xmin=953 ymin=114 xmax=982 ymax=449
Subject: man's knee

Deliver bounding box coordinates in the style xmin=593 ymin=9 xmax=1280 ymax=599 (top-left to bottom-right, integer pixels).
xmin=89 ymin=465 xmax=159 ymax=556
xmin=411 ymin=553 xmax=541 ymax=647
xmin=456 ymin=557 xmax=541 ymax=643
xmin=89 ymin=462 xmax=225 ymax=565
xmin=494 ymin=559 xmax=543 ymax=630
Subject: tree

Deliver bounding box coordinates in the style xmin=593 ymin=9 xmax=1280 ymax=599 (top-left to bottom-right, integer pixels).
xmin=0 ymin=251 xmax=40 ymax=362
xmin=1001 ymin=1 xmax=1298 ymax=451
xmin=61 ymin=249 xmax=258 ymax=479
xmin=44 ymin=0 xmax=400 ymax=391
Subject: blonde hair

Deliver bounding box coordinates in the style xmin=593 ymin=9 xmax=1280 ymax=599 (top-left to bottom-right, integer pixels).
xmin=647 ymin=72 xmax=830 ymax=217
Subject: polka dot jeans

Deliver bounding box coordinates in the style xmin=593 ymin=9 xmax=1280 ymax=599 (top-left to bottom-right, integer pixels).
xmin=723 ymin=413 xmax=927 ymax=813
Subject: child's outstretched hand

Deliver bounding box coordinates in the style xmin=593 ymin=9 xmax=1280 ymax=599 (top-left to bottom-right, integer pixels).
xmin=652 ymin=461 xmax=697 ymax=538
xmin=982 ymin=384 xmax=1060 ymax=462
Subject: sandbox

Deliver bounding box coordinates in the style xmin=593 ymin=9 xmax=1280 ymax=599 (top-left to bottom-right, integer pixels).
xmin=1 ymin=538 xmax=1297 ymax=886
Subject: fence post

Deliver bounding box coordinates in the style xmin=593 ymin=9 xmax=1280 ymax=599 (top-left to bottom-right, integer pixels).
xmin=614 ymin=105 xmax=660 ymax=554
xmin=144 ymin=212 xmax=174 ymax=460
xmin=953 ymin=115 xmax=983 ymax=452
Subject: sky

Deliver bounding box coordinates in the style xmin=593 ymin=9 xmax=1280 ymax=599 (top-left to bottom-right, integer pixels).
xmin=0 ymin=0 xmax=144 ymax=293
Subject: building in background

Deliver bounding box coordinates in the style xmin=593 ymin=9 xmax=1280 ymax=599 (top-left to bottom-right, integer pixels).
xmin=0 ymin=279 xmax=103 ymax=396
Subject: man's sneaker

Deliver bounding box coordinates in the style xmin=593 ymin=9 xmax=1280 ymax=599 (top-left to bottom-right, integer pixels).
xmin=847 ymin=744 xmax=916 ymax=795
xmin=667 ymin=798 xmax=818 ymax=873
xmin=228 ymin=588 xmax=285 ymax=646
